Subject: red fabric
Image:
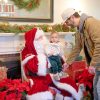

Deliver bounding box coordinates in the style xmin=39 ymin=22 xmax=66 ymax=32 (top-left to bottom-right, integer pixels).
xmin=59 ymin=77 xmax=78 ymax=96
xmin=21 ymin=28 xmax=52 ymax=95
xmin=28 ymin=74 xmax=52 ymax=95
xmin=70 ymin=61 xmax=86 ymax=70
xmin=22 ymin=28 xmax=39 ymax=77
xmin=22 ymin=28 xmax=37 ymax=60
xmin=24 ymin=56 xmax=38 ymax=75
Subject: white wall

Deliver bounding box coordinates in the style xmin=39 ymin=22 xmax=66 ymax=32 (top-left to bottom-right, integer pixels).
xmin=10 ymin=0 xmax=100 ymax=24
xmin=54 ymin=0 xmax=100 ymax=24
xmin=0 ymin=32 xmax=70 ymax=54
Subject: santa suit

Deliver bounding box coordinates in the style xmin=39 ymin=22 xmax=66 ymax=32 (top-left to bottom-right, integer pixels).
xmin=21 ymin=28 xmax=83 ymax=100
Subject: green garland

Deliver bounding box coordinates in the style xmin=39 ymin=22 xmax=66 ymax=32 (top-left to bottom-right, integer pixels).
xmin=0 ymin=23 xmax=76 ymax=33
xmin=11 ymin=0 xmax=41 ymax=11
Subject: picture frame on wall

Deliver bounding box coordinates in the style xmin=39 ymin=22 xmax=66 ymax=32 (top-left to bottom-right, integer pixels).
xmin=0 ymin=0 xmax=53 ymax=22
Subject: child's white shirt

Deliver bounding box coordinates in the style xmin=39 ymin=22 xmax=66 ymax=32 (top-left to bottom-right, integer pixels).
xmin=45 ymin=43 xmax=61 ymax=56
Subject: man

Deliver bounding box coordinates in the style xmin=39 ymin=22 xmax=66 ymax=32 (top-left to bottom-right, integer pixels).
xmin=61 ymin=8 xmax=100 ymax=100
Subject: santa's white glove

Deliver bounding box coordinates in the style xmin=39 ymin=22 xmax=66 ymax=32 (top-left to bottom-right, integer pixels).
xmin=88 ymin=66 xmax=95 ymax=74
xmin=29 ymin=79 xmax=34 ymax=87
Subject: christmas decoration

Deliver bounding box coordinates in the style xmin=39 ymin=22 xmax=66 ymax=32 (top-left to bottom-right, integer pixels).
xmin=47 ymin=26 xmax=53 ymax=32
xmin=0 ymin=23 xmax=76 ymax=33
xmin=0 ymin=79 xmax=30 ymax=100
xmin=11 ymin=0 xmax=41 ymax=11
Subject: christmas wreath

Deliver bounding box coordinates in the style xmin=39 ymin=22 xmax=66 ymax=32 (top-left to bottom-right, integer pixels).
xmin=11 ymin=0 xmax=41 ymax=11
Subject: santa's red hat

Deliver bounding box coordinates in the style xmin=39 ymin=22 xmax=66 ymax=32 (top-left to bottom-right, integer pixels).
xmin=22 ymin=27 xmax=48 ymax=76
xmin=23 ymin=27 xmax=44 ymax=56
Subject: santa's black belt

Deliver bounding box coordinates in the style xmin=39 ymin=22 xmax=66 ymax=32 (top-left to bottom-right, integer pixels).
xmin=27 ymin=70 xmax=49 ymax=77
xmin=28 ymin=71 xmax=38 ymax=77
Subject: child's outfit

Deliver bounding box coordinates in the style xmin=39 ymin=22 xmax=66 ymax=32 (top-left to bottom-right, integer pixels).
xmin=45 ymin=42 xmax=65 ymax=79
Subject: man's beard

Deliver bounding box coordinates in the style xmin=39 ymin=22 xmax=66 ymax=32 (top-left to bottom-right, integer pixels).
xmin=70 ymin=25 xmax=75 ymax=28
xmin=70 ymin=22 xmax=76 ymax=28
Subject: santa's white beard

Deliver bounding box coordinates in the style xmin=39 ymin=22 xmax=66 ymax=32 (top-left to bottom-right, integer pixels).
xmin=42 ymin=36 xmax=49 ymax=45
xmin=34 ymin=36 xmax=49 ymax=54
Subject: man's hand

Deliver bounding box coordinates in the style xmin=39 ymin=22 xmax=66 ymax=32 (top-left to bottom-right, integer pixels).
xmin=62 ymin=63 xmax=69 ymax=72
xmin=88 ymin=66 xmax=95 ymax=74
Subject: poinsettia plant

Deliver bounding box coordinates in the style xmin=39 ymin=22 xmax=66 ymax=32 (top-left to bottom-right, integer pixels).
xmin=0 ymin=79 xmax=30 ymax=100
xmin=76 ymin=69 xmax=94 ymax=99
xmin=76 ymin=69 xmax=94 ymax=90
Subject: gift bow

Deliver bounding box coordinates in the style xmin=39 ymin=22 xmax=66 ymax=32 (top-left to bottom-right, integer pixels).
xmin=76 ymin=69 xmax=94 ymax=90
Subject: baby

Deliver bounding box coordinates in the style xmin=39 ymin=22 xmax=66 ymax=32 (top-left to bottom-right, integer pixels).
xmin=50 ymin=32 xmax=66 ymax=62
xmin=45 ymin=32 xmax=67 ymax=80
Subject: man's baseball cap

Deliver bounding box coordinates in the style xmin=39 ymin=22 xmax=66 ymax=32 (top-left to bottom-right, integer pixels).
xmin=61 ymin=8 xmax=76 ymax=22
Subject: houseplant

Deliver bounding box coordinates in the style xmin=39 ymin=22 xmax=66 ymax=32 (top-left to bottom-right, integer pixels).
xmin=0 ymin=79 xmax=30 ymax=100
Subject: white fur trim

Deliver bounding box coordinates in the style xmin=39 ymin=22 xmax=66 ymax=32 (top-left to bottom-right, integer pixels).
xmin=50 ymin=74 xmax=80 ymax=100
xmin=35 ymin=28 xmax=44 ymax=40
xmin=22 ymin=55 xmax=35 ymax=66
xmin=55 ymin=93 xmax=74 ymax=100
xmin=49 ymin=86 xmax=61 ymax=94
xmin=64 ymin=96 xmax=74 ymax=100
xmin=26 ymin=91 xmax=53 ymax=100
xmin=77 ymin=84 xmax=85 ymax=100
xmin=55 ymin=93 xmax=63 ymax=100
xmin=37 ymin=54 xmax=47 ymax=76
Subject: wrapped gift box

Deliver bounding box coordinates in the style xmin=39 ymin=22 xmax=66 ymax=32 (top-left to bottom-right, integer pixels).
xmin=66 ymin=61 xmax=86 ymax=80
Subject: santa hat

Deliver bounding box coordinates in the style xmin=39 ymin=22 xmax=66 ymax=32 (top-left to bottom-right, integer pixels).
xmin=23 ymin=27 xmax=44 ymax=55
xmin=22 ymin=27 xmax=48 ymax=76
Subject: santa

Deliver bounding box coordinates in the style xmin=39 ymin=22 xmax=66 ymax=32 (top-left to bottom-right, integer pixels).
xmin=21 ymin=27 xmax=84 ymax=100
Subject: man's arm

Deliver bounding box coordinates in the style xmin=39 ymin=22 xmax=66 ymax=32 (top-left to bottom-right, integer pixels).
xmin=85 ymin=18 xmax=100 ymax=73
xmin=66 ymin=32 xmax=82 ymax=65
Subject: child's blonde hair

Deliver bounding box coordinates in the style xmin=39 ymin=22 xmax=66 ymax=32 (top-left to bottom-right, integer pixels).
xmin=50 ymin=31 xmax=60 ymax=43
xmin=50 ymin=31 xmax=59 ymax=36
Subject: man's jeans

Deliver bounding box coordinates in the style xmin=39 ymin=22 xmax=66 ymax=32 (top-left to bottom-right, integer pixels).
xmin=94 ymin=70 xmax=100 ymax=100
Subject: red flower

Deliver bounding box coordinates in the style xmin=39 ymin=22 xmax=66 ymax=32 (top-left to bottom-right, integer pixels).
xmin=0 ymin=79 xmax=30 ymax=99
xmin=0 ymin=91 xmax=7 ymax=100
xmin=76 ymin=69 xmax=94 ymax=90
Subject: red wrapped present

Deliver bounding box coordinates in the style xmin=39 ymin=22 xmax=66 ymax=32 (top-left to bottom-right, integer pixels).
xmin=66 ymin=61 xmax=86 ymax=80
